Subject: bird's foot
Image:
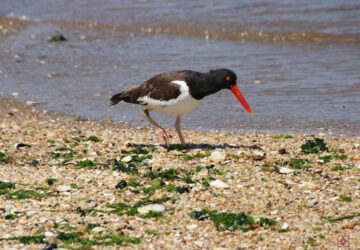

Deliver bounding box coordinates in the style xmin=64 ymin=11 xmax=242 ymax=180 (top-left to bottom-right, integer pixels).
xmin=160 ymin=129 xmax=170 ymax=147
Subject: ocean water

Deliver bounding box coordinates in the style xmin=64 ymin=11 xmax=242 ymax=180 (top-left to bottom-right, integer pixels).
xmin=0 ymin=0 xmax=359 ymax=135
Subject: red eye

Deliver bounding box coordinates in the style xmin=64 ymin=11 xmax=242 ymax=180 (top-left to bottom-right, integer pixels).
xmin=226 ymin=76 xmax=232 ymax=81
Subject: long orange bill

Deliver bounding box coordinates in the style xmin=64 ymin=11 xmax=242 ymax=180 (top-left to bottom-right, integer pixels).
xmin=230 ymin=85 xmax=253 ymax=114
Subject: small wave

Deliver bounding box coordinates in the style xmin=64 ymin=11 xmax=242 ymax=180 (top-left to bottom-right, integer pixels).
xmin=13 ymin=17 xmax=360 ymax=45
xmin=136 ymin=24 xmax=360 ymax=45
xmin=6 ymin=12 xmax=41 ymax=22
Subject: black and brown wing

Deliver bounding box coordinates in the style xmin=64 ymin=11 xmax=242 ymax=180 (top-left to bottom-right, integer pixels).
xmin=110 ymin=71 xmax=188 ymax=106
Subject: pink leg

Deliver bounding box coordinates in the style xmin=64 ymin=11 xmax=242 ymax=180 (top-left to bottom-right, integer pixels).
xmin=175 ymin=115 xmax=186 ymax=146
xmin=142 ymin=110 xmax=169 ymax=146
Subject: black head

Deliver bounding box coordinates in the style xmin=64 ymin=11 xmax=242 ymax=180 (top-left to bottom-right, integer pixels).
xmin=207 ymin=68 xmax=253 ymax=114
xmin=209 ymin=68 xmax=237 ymax=89
xmin=186 ymin=67 xmax=252 ymax=113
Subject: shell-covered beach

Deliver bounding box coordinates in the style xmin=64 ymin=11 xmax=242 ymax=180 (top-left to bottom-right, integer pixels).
xmin=1 ymin=96 xmax=360 ymax=249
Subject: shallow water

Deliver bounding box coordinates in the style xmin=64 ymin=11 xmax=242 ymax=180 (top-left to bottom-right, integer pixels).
xmin=0 ymin=0 xmax=360 ymax=135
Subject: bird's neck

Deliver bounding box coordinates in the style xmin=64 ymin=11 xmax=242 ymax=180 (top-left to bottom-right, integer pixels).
xmin=188 ymin=74 xmax=222 ymax=100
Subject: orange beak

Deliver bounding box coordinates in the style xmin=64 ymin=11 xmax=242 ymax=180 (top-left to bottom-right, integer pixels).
xmin=230 ymin=85 xmax=253 ymax=114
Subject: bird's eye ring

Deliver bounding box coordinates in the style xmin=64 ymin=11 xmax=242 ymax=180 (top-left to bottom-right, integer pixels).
xmin=225 ymin=76 xmax=232 ymax=81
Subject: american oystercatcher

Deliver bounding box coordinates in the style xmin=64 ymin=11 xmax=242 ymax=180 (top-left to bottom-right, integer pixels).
xmin=110 ymin=68 xmax=252 ymax=146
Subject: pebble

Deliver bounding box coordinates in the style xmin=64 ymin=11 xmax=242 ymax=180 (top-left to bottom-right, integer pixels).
xmin=195 ymin=168 xmax=208 ymax=178
xmin=92 ymin=227 xmax=106 ymax=233
xmin=210 ymin=179 xmax=230 ymax=189
xmin=275 ymin=167 xmax=294 ymax=174
xmin=5 ymin=205 xmax=15 ymax=213
xmin=115 ymin=180 xmax=127 ymax=189
xmin=252 ymin=150 xmax=265 ymax=156
xmin=278 ymin=148 xmax=287 ymax=154
xmin=25 ymin=101 xmax=41 ymax=106
xmin=57 ymin=185 xmax=71 ymax=192
xmin=138 ymin=204 xmax=166 ymax=214
xmin=299 ymin=181 xmax=317 ymax=190
xmin=42 ymin=243 xmax=58 ymax=250
xmin=186 ymin=224 xmax=198 ymax=230
xmin=122 ymin=155 xmax=132 ymax=162
xmin=280 ymin=223 xmax=289 ymax=230
xmin=225 ymin=172 xmax=234 ymax=179
xmin=86 ymin=201 xmax=97 ymax=208
xmin=44 ymin=231 xmax=54 ymax=237
xmin=177 ymin=186 xmax=190 ymax=194
xmin=209 ymin=151 xmax=226 ymax=162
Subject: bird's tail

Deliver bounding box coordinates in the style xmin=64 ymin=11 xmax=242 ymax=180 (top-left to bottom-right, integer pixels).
xmin=110 ymin=92 xmax=125 ymax=106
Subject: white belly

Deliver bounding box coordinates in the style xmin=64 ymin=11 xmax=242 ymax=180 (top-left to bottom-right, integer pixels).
xmin=137 ymin=80 xmax=202 ymax=115
xmin=147 ymin=95 xmax=201 ymax=115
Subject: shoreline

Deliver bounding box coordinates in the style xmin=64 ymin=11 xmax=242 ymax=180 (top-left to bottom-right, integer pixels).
xmin=2 ymin=92 xmax=359 ymax=139
xmin=1 ymin=94 xmax=360 ymax=249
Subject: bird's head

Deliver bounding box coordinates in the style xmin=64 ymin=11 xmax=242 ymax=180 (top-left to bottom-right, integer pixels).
xmin=210 ymin=68 xmax=253 ymax=114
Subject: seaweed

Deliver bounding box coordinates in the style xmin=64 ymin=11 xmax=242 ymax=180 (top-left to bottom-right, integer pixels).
xmin=75 ymin=159 xmax=96 ymax=169
xmin=319 ymin=154 xmax=347 ymax=163
xmin=0 ymin=180 xmax=16 ymax=190
xmin=86 ymin=223 xmax=100 ymax=231
xmin=190 ymin=210 xmax=209 ymax=221
xmin=7 ymin=190 xmax=59 ymax=200
xmin=271 ymin=134 xmax=294 ymax=139
xmin=340 ymin=196 xmax=352 ymax=202
xmin=173 ymin=153 xmax=210 ymax=160
xmin=0 ymin=152 xmax=5 ymax=160
xmin=259 ymin=217 xmax=277 ymax=226
xmin=133 ymin=197 xmax=171 ymax=209
xmin=5 ymin=214 xmax=18 ymax=220
xmin=208 ymin=211 xmax=255 ymax=231
xmin=86 ymin=136 xmax=101 ymax=142
xmin=49 ymin=33 xmax=67 ymax=42
xmin=145 ymin=230 xmax=160 ymax=235
xmin=144 ymin=169 xmax=180 ymax=180
xmin=128 ymin=177 xmax=140 ymax=187
xmin=331 ymin=166 xmax=344 ymax=171
xmin=0 ymin=235 xmax=46 ymax=244
xmin=324 ymin=213 xmax=360 ymax=222
xmin=301 ymin=138 xmax=328 ymax=154
xmin=318 ymin=155 xmax=332 ymax=163
xmin=105 ymin=196 xmax=170 ymax=216
xmin=130 ymin=154 xmax=152 ymax=163
xmin=141 ymin=210 xmax=163 ymax=219
xmin=190 ymin=209 xmax=276 ymax=232
xmin=290 ymin=158 xmax=312 ymax=169
xmin=165 ymin=184 xmax=177 ymax=192
xmin=112 ymin=161 xmax=138 ymax=175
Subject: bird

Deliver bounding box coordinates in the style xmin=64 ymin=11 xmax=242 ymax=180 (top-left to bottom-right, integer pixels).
xmin=110 ymin=68 xmax=252 ymax=146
